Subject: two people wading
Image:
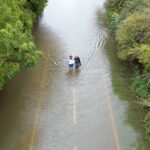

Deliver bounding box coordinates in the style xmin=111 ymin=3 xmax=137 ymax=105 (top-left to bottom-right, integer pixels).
xmin=68 ymin=55 xmax=81 ymax=70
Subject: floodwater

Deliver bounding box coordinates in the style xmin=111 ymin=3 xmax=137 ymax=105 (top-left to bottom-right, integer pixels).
xmin=0 ymin=0 xmax=150 ymax=150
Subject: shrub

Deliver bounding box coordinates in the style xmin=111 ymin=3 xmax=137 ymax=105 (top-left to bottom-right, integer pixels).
xmin=145 ymin=119 xmax=150 ymax=142
xmin=26 ymin=0 xmax=47 ymax=15
xmin=105 ymin=0 xmax=129 ymax=13
xmin=132 ymin=71 xmax=150 ymax=100
xmin=105 ymin=0 xmax=150 ymax=143
xmin=116 ymin=10 xmax=150 ymax=69
xmin=0 ymin=0 xmax=46 ymax=89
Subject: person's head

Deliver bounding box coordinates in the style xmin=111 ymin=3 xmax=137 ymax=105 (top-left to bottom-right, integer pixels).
xmin=69 ymin=55 xmax=73 ymax=59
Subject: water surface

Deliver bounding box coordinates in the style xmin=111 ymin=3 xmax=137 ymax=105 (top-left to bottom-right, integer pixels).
xmin=0 ymin=0 xmax=150 ymax=150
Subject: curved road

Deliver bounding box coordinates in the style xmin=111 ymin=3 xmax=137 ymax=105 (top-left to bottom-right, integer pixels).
xmin=0 ymin=0 xmax=149 ymax=150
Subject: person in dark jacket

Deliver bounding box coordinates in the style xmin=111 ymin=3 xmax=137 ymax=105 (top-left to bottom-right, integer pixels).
xmin=74 ymin=56 xmax=81 ymax=69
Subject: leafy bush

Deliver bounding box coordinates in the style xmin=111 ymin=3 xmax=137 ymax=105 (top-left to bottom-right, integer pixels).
xmin=26 ymin=0 xmax=47 ymax=14
xmin=105 ymin=0 xmax=129 ymax=13
xmin=105 ymin=11 xmax=119 ymax=31
xmin=116 ymin=10 xmax=150 ymax=69
xmin=105 ymin=0 xmax=130 ymax=31
xmin=0 ymin=0 xmax=46 ymax=89
xmin=132 ymin=71 xmax=150 ymax=100
xmin=145 ymin=119 xmax=150 ymax=142
xmin=119 ymin=44 xmax=150 ymax=70
xmin=116 ymin=0 xmax=150 ymax=25
xmin=105 ymin=0 xmax=150 ymax=142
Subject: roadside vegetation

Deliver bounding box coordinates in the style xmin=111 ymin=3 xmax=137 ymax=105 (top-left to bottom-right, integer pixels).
xmin=105 ymin=0 xmax=150 ymax=142
xmin=0 ymin=0 xmax=47 ymax=89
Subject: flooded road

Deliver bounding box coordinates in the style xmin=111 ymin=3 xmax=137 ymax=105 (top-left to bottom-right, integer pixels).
xmin=0 ymin=0 xmax=150 ymax=150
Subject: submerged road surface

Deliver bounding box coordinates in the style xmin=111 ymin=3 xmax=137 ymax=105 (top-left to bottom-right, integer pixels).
xmin=0 ymin=0 xmax=149 ymax=150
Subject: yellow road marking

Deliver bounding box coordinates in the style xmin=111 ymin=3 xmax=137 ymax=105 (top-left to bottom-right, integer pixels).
xmin=102 ymin=75 xmax=121 ymax=150
xmin=97 ymin=48 xmax=121 ymax=150
xmin=72 ymin=69 xmax=77 ymax=127
xmin=28 ymin=61 xmax=48 ymax=150
xmin=107 ymin=97 xmax=121 ymax=150
xmin=103 ymin=81 xmax=121 ymax=150
xmin=73 ymin=146 xmax=78 ymax=150
xmin=72 ymin=87 xmax=77 ymax=127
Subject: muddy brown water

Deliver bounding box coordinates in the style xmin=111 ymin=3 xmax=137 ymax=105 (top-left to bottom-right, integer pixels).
xmin=0 ymin=0 xmax=150 ymax=150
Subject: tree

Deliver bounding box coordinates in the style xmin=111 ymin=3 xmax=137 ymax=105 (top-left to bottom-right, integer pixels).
xmin=116 ymin=10 xmax=150 ymax=70
xmin=0 ymin=0 xmax=46 ymax=89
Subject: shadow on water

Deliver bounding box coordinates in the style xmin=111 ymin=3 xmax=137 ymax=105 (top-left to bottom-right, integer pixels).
xmin=104 ymin=35 xmax=150 ymax=149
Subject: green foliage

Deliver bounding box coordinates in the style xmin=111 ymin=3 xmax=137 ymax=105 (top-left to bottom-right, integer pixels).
xmin=105 ymin=0 xmax=129 ymax=31
xmin=116 ymin=10 xmax=150 ymax=48
xmin=105 ymin=11 xmax=119 ymax=31
xmin=132 ymin=71 xmax=150 ymax=100
xmin=0 ymin=0 xmax=46 ymax=89
xmin=0 ymin=61 xmax=20 ymax=89
xmin=105 ymin=0 xmax=150 ymax=142
xmin=105 ymin=0 xmax=150 ymax=32
xmin=26 ymin=0 xmax=47 ymax=14
xmin=119 ymin=44 xmax=150 ymax=70
xmin=106 ymin=1 xmax=150 ymax=70
xmin=145 ymin=119 xmax=150 ymax=142
xmin=116 ymin=10 xmax=150 ymax=70
xmin=115 ymin=0 xmax=150 ymax=25
xmin=105 ymin=0 xmax=129 ymax=13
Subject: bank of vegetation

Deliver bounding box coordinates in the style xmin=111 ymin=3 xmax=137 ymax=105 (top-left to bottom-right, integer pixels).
xmin=105 ymin=0 xmax=150 ymax=142
xmin=0 ymin=0 xmax=47 ymax=89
